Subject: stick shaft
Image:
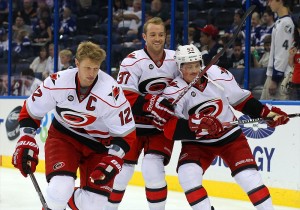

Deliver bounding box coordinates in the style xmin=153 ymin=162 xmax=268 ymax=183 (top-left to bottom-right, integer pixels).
xmin=223 ymin=113 xmax=300 ymax=126
xmin=29 ymin=173 xmax=49 ymax=209
xmin=172 ymin=5 xmax=256 ymax=105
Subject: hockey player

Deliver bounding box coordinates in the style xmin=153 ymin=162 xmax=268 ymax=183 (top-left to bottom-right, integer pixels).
xmin=12 ymin=41 xmax=136 ymax=210
xmin=104 ymin=17 xmax=178 ymax=210
xmin=157 ymin=44 xmax=289 ymax=210
xmin=261 ymin=0 xmax=294 ymax=100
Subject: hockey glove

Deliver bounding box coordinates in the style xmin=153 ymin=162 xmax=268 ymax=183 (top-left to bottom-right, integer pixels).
xmin=143 ymin=94 xmax=175 ymax=123
xmin=260 ymin=105 xmax=289 ymax=128
xmin=12 ymin=136 xmax=39 ymax=177
xmin=90 ymin=155 xmax=123 ymax=185
xmin=189 ymin=114 xmax=224 ymax=138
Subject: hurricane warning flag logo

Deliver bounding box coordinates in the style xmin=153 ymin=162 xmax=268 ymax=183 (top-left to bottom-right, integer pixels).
xmin=109 ymin=85 xmax=120 ymax=101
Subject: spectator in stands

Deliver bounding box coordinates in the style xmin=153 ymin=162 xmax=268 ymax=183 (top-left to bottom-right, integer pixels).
xmin=0 ymin=27 xmax=8 ymax=58
xmin=58 ymin=7 xmax=76 ymax=39
xmin=59 ymin=49 xmax=73 ymax=70
xmin=261 ymin=0 xmax=294 ymax=100
xmin=199 ymin=24 xmax=230 ymax=68
xmin=251 ymin=11 xmax=262 ymax=46
xmin=287 ymin=18 xmax=300 ymax=100
xmin=114 ymin=0 xmax=141 ymax=33
xmin=0 ymin=73 xmax=8 ymax=95
xmin=14 ymin=0 xmax=37 ymax=25
xmin=30 ymin=46 xmax=48 ymax=73
xmin=125 ymin=0 xmax=134 ymax=11
xmin=229 ymin=40 xmax=245 ymax=69
xmin=224 ymin=9 xmax=245 ymax=43
xmin=150 ymin=0 xmax=170 ymax=26
xmin=43 ymin=43 xmax=62 ymax=79
xmin=12 ymin=16 xmax=33 ymax=42
xmin=36 ymin=0 xmax=52 ymax=24
xmin=0 ymin=0 xmax=8 ymax=23
xmin=256 ymin=7 xmax=275 ymax=47
xmin=76 ymin=0 xmax=100 ymax=17
xmin=252 ymin=34 xmax=271 ymax=68
xmin=32 ymin=18 xmax=52 ymax=45
xmin=20 ymin=68 xmax=42 ymax=96
xmin=12 ymin=29 xmax=31 ymax=60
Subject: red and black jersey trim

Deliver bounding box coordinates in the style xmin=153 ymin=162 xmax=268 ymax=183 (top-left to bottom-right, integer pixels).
xmin=181 ymin=129 xmax=242 ymax=146
xmin=234 ymin=96 xmax=264 ymax=118
xmin=172 ymin=118 xmax=197 ymax=140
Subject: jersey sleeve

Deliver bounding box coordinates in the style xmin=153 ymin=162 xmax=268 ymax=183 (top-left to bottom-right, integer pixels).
xmin=19 ymin=76 xmax=57 ymax=129
xmin=102 ymin=85 xmax=136 ymax=153
xmin=210 ymin=66 xmax=252 ymax=106
xmin=117 ymin=57 xmax=141 ymax=94
xmin=213 ymin=67 xmax=265 ymax=118
xmin=161 ymin=81 xmax=196 ymax=140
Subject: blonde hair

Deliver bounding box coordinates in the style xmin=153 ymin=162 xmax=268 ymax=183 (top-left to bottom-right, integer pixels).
xmin=76 ymin=41 xmax=106 ymax=63
xmin=59 ymin=49 xmax=73 ymax=59
xmin=143 ymin=17 xmax=165 ymax=34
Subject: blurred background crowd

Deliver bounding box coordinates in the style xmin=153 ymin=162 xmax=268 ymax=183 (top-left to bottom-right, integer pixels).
xmin=0 ymin=0 xmax=300 ymax=98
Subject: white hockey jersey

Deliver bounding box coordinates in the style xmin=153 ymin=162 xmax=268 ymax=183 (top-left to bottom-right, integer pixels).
xmin=267 ymin=15 xmax=294 ymax=80
xmin=117 ymin=48 xmax=179 ymax=132
xmin=22 ymin=68 xmax=136 ymax=150
xmin=163 ymin=65 xmax=251 ymax=144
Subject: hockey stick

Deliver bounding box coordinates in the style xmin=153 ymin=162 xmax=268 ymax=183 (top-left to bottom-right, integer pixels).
xmin=172 ymin=5 xmax=256 ymax=105
xmin=222 ymin=113 xmax=300 ymax=126
xmin=29 ymin=171 xmax=49 ymax=210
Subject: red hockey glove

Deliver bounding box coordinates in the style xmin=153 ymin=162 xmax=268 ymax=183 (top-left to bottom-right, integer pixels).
xmin=189 ymin=114 xmax=224 ymax=138
xmin=12 ymin=136 xmax=39 ymax=177
xmin=90 ymin=155 xmax=123 ymax=185
xmin=260 ymin=105 xmax=289 ymax=128
xmin=143 ymin=94 xmax=175 ymax=123
xmin=152 ymin=117 xmax=165 ymax=131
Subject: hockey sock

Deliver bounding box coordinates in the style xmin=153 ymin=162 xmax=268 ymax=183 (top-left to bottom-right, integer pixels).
xmin=234 ymin=169 xmax=274 ymax=210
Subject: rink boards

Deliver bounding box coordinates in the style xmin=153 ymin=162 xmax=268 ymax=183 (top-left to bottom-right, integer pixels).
xmin=0 ymin=98 xmax=299 ymax=208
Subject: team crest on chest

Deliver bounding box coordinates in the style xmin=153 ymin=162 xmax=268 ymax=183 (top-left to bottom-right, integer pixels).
xmin=56 ymin=107 xmax=97 ymax=127
xmin=139 ymin=77 xmax=172 ymax=94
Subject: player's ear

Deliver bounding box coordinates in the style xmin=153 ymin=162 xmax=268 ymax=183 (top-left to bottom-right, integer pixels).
xmin=142 ymin=33 xmax=146 ymax=42
xmin=75 ymin=58 xmax=79 ymax=68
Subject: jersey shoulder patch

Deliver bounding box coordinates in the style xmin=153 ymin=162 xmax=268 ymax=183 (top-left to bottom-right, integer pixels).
xmin=207 ymin=65 xmax=233 ymax=81
xmin=163 ymin=77 xmax=186 ymax=97
xmin=94 ymin=72 xmax=127 ymax=106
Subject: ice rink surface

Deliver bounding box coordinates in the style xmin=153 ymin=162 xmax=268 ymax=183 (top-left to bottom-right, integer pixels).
xmin=0 ymin=167 xmax=299 ymax=210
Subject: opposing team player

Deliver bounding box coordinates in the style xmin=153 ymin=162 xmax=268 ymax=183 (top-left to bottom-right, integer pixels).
xmin=158 ymin=44 xmax=289 ymax=210
xmin=104 ymin=17 xmax=178 ymax=210
xmin=12 ymin=41 xmax=136 ymax=210
xmin=261 ymin=0 xmax=294 ymax=100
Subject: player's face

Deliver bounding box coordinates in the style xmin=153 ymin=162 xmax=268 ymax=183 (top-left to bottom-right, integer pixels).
xmin=143 ymin=23 xmax=166 ymax=54
xmin=200 ymin=32 xmax=209 ymax=46
xmin=181 ymin=61 xmax=202 ymax=83
xmin=76 ymin=58 xmax=101 ymax=87
xmin=268 ymin=0 xmax=281 ymax=13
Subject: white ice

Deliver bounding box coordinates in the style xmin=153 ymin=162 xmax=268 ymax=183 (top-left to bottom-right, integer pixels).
xmin=0 ymin=167 xmax=298 ymax=210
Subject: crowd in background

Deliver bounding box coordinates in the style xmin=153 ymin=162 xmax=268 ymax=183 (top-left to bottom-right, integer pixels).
xmin=0 ymin=0 xmax=300 ymax=99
